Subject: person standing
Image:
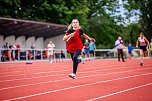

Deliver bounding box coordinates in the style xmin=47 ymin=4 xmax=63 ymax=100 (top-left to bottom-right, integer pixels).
xmin=89 ymin=39 xmax=96 ymax=60
xmin=47 ymin=41 xmax=55 ymax=63
xmin=31 ymin=42 xmax=35 ymax=59
xmin=128 ymin=43 xmax=133 ymax=59
xmin=15 ymin=43 xmax=20 ymax=60
xmin=63 ymin=19 xmax=95 ymax=79
xmin=115 ymin=36 xmax=125 ymax=62
xmin=136 ymin=32 xmax=149 ymax=66
xmin=84 ymin=39 xmax=90 ymax=60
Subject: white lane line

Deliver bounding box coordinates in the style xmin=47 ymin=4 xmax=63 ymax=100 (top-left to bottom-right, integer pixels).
xmin=0 ymin=65 xmax=69 ymax=72
xmin=0 ymin=67 xmax=152 ymax=91
xmin=0 ymin=66 xmax=70 ymax=75
xmin=0 ymin=65 xmax=91 ymax=77
xmin=0 ymin=64 xmax=150 ymax=83
xmin=0 ymin=61 xmax=139 ymax=75
xmin=3 ymin=73 xmax=152 ymax=101
xmin=87 ymin=83 xmax=152 ymax=101
xmin=0 ymin=62 xmax=149 ymax=80
xmin=0 ymin=63 xmax=99 ymax=76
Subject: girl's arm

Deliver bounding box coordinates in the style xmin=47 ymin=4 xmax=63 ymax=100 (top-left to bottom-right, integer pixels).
xmin=94 ymin=45 xmax=96 ymax=50
xmin=52 ymin=44 xmax=55 ymax=48
xmin=63 ymin=33 xmax=75 ymax=41
xmin=82 ymin=33 xmax=95 ymax=42
xmin=144 ymin=37 xmax=150 ymax=47
xmin=136 ymin=38 xmax=139 ymax=47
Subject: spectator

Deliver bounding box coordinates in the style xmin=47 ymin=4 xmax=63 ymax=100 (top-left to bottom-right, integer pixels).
xmin=31 ymin=42 xmax=35 ymax=59
xmin=60 ymin=50 xmax=65 ymax=59
xmin=115 ymin=36 xmax=125 ymax=62
xmin=89 ymin=39 xmax=96 ymax=60
xmin=1 ymin=44 xmax=6 ymax=61
xmin=47 ymin=41 xmax=55 ymax=63
xmin=84 ymin=39 xmax=90 ymax=60
xmin=15 ymin=43 xmax=20 ymax=60
xmin=128 ymin=43 xmax=133 ymax=59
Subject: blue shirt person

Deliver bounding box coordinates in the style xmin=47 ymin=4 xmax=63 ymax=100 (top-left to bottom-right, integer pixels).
xmin=128 ymin=43 xmax=133 ymax=58
xmin=89 ymin=40 xmax=96 ymax=60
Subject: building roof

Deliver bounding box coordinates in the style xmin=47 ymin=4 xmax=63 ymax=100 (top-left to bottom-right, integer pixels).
xmin=0 ymin=17 xmax=68 ymax=39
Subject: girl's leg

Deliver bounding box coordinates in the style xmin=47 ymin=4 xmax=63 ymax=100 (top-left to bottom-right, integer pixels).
xmin=69 ymin=50 xmax=81 ymax=79
xmin=143 ymin=51 xmax=147 ymax=57
xmin=72 ymin=50 xmax=81 ymax=74
xmin=117 ymin=49 xmax=120 ymax=61
xmin=140 ymin=49 xmax=143 ymax=66
xmin=50 ymin=55 xmax=53 ymax=63
xmin=120 ymin=49 xmax=124 ymax=62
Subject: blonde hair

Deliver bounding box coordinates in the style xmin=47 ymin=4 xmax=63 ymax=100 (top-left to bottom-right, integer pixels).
xmin=71 ymin=19 xmax=81 ymax=29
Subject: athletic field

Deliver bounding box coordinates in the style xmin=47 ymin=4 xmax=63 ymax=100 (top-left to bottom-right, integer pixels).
xmin=0 ymin=58 xmax=152 ymax=101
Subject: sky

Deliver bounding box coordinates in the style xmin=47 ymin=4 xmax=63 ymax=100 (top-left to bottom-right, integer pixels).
xmin=109 ymin=0 xmax=140 ymax=25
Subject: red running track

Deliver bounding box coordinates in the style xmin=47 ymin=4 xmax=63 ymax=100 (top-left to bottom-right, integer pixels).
xmin=0 ymin=58 xmax=152 ymax=101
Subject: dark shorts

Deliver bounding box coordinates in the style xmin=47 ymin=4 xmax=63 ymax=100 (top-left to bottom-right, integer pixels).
xmin=84 ymin=49 xmax=90 ymax=54
xmin=89 ymin=50 xmax=94 ymax=54
xmin=128 ymin=51 xmax=132 ymax=54
xmin=140 ymin=46 xmax=147 ymax=51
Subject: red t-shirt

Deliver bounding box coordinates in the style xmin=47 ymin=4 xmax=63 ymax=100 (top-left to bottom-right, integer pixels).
xmin=66 ymin=28 xmax=83 ymax=53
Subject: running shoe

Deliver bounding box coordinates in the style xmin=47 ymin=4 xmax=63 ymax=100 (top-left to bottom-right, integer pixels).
xmin=50 ymin=60 xmax=53 ymax=63
xmin=82 ymin=59 xmax=85 ymax=64
xmin=69 ymin=73 xmax=76 ymax=79
xmin=78 ymin=56 xmax=82 ymax=62
xmin=140 ymin=62 xmax=143 ymax=66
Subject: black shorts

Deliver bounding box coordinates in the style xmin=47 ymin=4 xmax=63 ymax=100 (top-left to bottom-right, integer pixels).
xmin=140 ymin=46 xmax=147 ymax=51
xmin=128 ymin=51 xmax=132 ymax=54
xmin=89 ymin=50 xmax=94 ymax=54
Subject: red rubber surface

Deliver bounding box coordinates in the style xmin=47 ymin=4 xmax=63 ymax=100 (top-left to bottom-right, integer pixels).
xmin=0 ymin=58 xmax=152 ymax=101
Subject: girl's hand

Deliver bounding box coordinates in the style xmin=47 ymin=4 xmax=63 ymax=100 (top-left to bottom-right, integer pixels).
xmin=70 ymin=32 xmax=75 ymax=37
xmin=90 ymin=38 xmax=96 ymax=42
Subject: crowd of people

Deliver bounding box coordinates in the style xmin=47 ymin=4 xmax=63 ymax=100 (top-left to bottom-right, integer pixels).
xmin=115 ymin=32 xmax=151 ymax=66
xmin=0 ymin=21 xmax=152 ymax=80
xmin=63 ymin=19 xmax=152 ymax=79
xmin=1 ymin=19 xmax=152 ymax=75
xmin=1 ymin=43 xmax=20 ymax=61
xmin=83 ymin=39 xmax=96 ymax=61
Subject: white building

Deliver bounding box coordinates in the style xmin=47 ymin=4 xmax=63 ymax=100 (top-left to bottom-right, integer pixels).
xmin=0 ymin=17 xmax=67 ymax=50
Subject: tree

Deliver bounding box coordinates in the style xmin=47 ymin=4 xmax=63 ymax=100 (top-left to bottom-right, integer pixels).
xmin=0 ymin=0 xmax=142 ymax=48
xmin=123 ymin=0 xmax=152 ymax=40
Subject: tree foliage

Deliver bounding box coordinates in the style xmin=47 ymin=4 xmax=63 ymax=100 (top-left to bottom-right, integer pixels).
xmin=123 ymin=0 xmax=152 ymax=40
xmin=1 ymin=0 xmax=149 ymax=48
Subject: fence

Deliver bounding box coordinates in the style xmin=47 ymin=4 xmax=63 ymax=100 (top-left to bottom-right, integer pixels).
xmin=0 ymin=48 xmax=151 ymax=62
xmin=0 ymin=48 xmax=67 ymax=62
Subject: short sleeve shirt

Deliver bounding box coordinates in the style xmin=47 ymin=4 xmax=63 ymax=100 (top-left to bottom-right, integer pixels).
xmin=66 ymin=28 xmax=84 ymax=53
xmin=89 ymin=42 xmax=95 ymax=50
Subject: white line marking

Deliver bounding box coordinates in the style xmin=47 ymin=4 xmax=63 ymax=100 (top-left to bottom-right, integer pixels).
xmin=1 ymin=63 xmax=150 ymax=81
xmin=0 ymin=66 xmax=69 ymax=75
xmin=0 ymin=67 xmax=152 ymax=91
xmin=0 ymin=60 xmax=139 ymax=75
xmin=0 ymin=66 xmax=135 ymax=82
xmin=87 ymin=83 xmax=152 ymax=101
xmin=3 ymin=73 xmax=152 ymax=101
xmin=0 ymin=65 xmax=69 ymax=72
xmin=0 ymin=65 xmax=138 ymax=82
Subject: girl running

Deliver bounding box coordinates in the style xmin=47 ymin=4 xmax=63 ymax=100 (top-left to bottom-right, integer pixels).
xmin=136 ymin=32 xmax=149 ymax=66
xmin=63 ymin=19 xmax=95 ymax=79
